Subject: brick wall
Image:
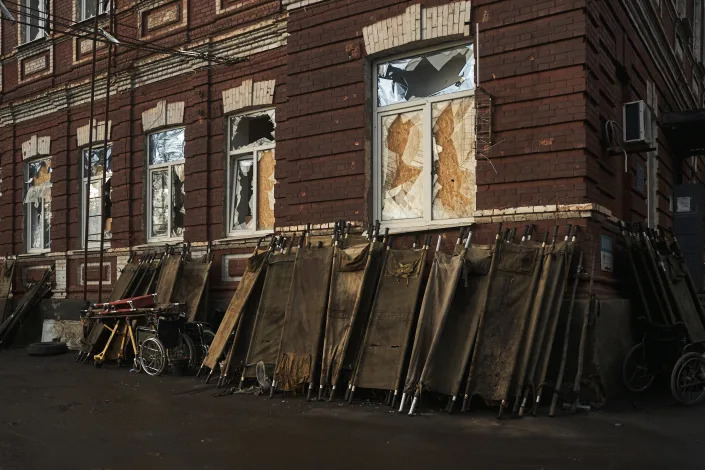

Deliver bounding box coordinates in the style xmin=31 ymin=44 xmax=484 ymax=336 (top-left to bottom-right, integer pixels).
xmin=0 ymin=0 xmax=703 ymax=302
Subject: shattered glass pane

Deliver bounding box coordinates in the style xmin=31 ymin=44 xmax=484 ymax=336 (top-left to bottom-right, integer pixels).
xmin=377 ymin=45 xmax=475 ymax=107
xmin=230 ymin=157 xmax=254 ymax=231
xmin=83 ymin=0 xmax=96 ymax=20
xmin=29 ymin=202 xmax=42 ymax=250
xmin=381 ymin=110 xmax=424 ymax=221
xmin=24 ymin=157 xmax=51 ymax=250
xmin=149 ymin=128 xmax=185 ymax=165
xmin=83 ymin=147 xmax=113 ymax=246
xmin=432 ymin=97 xmax=476 ymax=220
xmin=150 ymin=169 xmax=169 ymax=238
xmin=23 ymin=0 xmax=47 ymax=43
xmin=257 ymin=149 xmax=275 ymax=230
xmin=230 ymin=110 xmax=275 ymax=152
xmin=43 ymin=197 xmax=51 ymax=249
xmin=171 ymin=164 xmax=185 ymax=238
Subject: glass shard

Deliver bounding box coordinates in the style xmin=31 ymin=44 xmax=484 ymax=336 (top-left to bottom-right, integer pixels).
xmin=230 ymin=158 xmax=254 ymax=231
xmin=150 ymin=169 xmax=169 ymax=238
xmin=171 ymin=164 xmax=185 ymax=238
xmin=83 ymin=147 xmax=113 ymax=245
xmin=24 ymin=157 xmax=51 ymax=250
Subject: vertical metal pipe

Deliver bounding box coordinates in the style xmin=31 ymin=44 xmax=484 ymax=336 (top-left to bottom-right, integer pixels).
xmin=83 ymin=0 xmax=102 ymax=301
xmin=97 ymin=0 xmax=114 ymax=303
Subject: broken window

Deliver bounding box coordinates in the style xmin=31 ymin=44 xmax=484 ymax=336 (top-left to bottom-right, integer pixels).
xmin=228 ymin=110 xmax=276 ymax=233
xmin=24 ymin=157 xmax=51 ymax=252
xmin=82 ymin=147 xmax=112 ymax=248
xmin=375 ymin=44 xmax=476 ymax=225
xmin=377 ymin=45 xmax=475 ymax=107
xmin=77 ymin=0 xmax=110 ymax=22
xmin=21 ymin=0 xmax=49 ymax=44
xmin=147 ymin=128 xmax=185 ymax=240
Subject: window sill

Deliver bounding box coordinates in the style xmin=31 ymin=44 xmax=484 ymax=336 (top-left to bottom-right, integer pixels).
xmin=20 ymin=250 xmax=51 ymax=257
xmin=66 ymin=246 xmax=111 ymax=255
xmin=377 ymin=218 xmax=475 ymax=235
xmin=143 ymin=237 xmax=185 ymax=247
xmin=73 ymin=12 xmax=110 ymax=29
xmin=17 ymin=36 xmax=50 ymax=52
xmin=213 ymin=230 xmax=274 ymax=245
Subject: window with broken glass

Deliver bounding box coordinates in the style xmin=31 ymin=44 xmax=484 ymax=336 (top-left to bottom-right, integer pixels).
xmin=77 ymin=0 xmax=110 ymax=22
xmin=82 ymin=146 xmax=112 ymax=248
xmin=24 ymin=157 xmax=52 ymax=253
xmin=21 ymin=0 xmax=49 ymax=44
xmin=374 ymin=44 xmax=477 ymax=226
xmin=227 ymin=109 xmax=276 ymax=234
xmin=147 ymin=128 xmax=185 ymax=241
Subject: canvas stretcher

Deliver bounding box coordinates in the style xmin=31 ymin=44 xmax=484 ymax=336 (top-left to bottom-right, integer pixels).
xmin=463 ymin=233 xmax=545 ymax=417
xmin=271 ymin=245 xmax=335 ymax=396
xmin=348 ymin=240 xmax=429 ymax=404
xmin=318 ymin=240 xmax=385 ymax=400
xmin=200 ymin=244 xmax=270 ymax=378
xmin=239 ymin=251 xmax=297 ymax=386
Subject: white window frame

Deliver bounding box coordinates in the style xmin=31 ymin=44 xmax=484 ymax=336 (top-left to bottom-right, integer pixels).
xmin=20 ymin=0 xmax=48 ymax=45
xmin=372 ymin=42 xmax=476 ymax=230
xmin=146 ymin=127 xmax=185 ymax=243
xmin=24 ymin=156 xmax=52 ymax=254
xmin=81 ymin=145 xmax=112 ymax=249
xmin=226 ymin=108 xmax=275 ymax=237
xmin=77 ymin=0 xmax=109 ymax=23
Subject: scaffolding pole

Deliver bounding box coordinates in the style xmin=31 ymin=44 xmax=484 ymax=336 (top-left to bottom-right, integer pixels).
xmin=98 ymin=0 xmax=115 ymax=303
xmin=82 ymin=0 xmax=102 ymax=302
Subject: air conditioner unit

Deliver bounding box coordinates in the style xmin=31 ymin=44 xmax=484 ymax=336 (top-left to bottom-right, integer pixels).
xmin=623 ymin=100 xmax=654 ymax=150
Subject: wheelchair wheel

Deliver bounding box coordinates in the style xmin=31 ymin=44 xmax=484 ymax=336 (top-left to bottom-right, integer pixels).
xmin=171 ymin=332 xmax=198 ymax=372
xmin=198 ymin=328 xmax=215 ymax=363
xmin=670 ymin=352 xmax=705 ymax=405
xmin=622 ymin=342 xmax=655 ymax=393
xmin=140 ymin=337 xmax=167 ymax=376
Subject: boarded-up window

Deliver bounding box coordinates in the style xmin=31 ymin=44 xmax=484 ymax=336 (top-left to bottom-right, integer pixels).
xmin=375 ymin=44 xmax=476 ymax=225
xmin=380 ymin=110 xmax=424 ymax=221
xmin=228 ymin=109 xmax=276 ymax=233
xmin=432 ymin=97 xmax=476 ymax=220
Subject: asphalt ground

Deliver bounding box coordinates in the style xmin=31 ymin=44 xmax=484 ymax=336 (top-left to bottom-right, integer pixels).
xmin=0 ymin=349 xmax=703 ymax=470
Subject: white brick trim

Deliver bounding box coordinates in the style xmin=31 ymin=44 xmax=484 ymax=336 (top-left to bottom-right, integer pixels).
xmin=77 ymin=119 xmax=112 ymax=147
xmin=222 ymin=79 xmax=275 ymax=114
xmin=363 ymin=1 xmax=471 ymax=56
xmin=53 ymin=258 xmax=67 ymax=299
xmin=141 ymin=100 xmax=185 ymax=132
xmin=221 ymin=253 xmax=249 ymax=282
xmin=79 ymin=261 xmax=112 ymax=286
xmin=21 ymin=135 xmax=51 ymax=160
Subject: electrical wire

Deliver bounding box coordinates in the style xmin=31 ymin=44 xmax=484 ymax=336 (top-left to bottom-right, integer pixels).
xmin=3 ymin=4 xmax=212 ymax=61
xmin=5 ymin=0 xmax=140 ymax=32
xmin=2 ymin=2 xmax=244 ymax=64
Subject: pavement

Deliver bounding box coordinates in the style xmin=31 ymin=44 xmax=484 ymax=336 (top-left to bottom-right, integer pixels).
xmin=0 ymin=349 xmax=703 ymax=470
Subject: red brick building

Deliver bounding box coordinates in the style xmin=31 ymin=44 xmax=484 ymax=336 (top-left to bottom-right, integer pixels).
xmin=0 ymin=0 xmax=704 ymax=315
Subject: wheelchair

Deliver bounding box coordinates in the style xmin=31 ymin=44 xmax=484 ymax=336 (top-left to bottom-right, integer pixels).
xmin=136 ymin=314 xmax=215 ymax=376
